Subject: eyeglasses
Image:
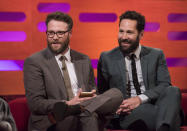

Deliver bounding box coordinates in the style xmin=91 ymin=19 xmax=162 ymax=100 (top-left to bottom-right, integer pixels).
xmin=46 ymin=30 xmax=69 ymax=38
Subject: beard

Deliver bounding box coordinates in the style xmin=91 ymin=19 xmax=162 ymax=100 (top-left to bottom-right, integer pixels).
xmin=47 ymin=37 xmax=69 ymax=55
xmin=118 ymin=36 xmax=140 ymax=55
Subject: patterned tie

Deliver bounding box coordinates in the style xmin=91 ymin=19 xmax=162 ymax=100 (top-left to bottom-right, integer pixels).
xmin=130 ymin=54 xmax=141 ymax=95
xmin=59 ymin=56 xmax=74 ymax=100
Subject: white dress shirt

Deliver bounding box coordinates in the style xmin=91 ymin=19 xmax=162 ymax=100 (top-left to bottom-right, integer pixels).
xmin=125 ymin=45 xmax=149 ymax=103
xmin=55 ymin=48 xmax=79 ymax=96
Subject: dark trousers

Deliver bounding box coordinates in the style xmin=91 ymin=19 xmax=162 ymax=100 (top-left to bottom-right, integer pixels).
xmin=109 ymin=86 xmax=182 ymax=131
xmin=48 ymin=88 xmax=123 ymax=131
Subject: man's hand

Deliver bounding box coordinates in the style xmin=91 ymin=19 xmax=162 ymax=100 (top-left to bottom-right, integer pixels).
xmin=66 ymin=89 xmax=96 ymax=105
xmin=116 ymin=96 xmax=141 ymax=114
xmin=91 ymin=89 xmax=97 ymax=97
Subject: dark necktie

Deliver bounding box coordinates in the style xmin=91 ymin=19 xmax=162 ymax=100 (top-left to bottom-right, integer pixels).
xmin=126 ymin=79 xmax=131 ymax=97
xmin=130 ymin=54 xmax=141 ymax=95
xmin=59 ymin=56 xmax=74 ymax=100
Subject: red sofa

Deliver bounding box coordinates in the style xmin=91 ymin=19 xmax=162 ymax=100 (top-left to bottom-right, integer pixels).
xmin=8 ymin=93 xmax=187 ymax=131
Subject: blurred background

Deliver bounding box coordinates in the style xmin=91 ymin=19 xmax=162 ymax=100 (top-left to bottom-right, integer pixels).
xmin=0 ymin=0 xmax=187 ymax=97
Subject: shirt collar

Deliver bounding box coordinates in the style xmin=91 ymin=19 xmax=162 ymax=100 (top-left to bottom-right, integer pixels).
xmin=127 ymin=44 xmax=141 ymax=59
xmin=134 ymin=44 xmax=141 ymax=59
xmin=56 ymin=47 xmax=71 ymax=62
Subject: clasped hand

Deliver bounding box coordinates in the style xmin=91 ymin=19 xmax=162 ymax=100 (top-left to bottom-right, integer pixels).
xmin=116 ymin=96 xmax=141 ymax=114
xmin=66 ymin=89 xmax=97 ymax=105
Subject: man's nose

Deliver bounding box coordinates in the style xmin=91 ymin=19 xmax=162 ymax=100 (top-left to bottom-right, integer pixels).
xmin=53 ymin=33 xmax=59 ymax=39
xmin=121 ymin=33 xmax=128 ymax=39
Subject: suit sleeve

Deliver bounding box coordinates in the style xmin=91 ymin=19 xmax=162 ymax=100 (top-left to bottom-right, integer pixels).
xmin=87 ymin=57 xmax=97 ymax=91
xmin=144 ymin=50 xmax=171 ymax=100
xmin=97 ymin=53 xmax=110 ymax=94
xmin=23 ymin=57 xmax=62 ymax=115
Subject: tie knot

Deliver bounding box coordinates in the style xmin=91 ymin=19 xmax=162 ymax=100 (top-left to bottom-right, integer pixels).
xmin=59 ymin=56 xmax=67 ymax=61
xmin=130 ymin=54 xmax=136 ymax=60
xmin=59 ymin=56 xmax=67 ymax=70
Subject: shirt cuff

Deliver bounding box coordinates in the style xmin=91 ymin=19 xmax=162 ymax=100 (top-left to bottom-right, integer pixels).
xmin=138 ymin=94 xmax=149 ymax=104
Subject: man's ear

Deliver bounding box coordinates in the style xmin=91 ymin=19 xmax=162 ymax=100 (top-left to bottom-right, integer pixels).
xmin=139 ymin=30 xmax=144 ymax=40
xmin=68 ymin=30 xmax=72 ymax=37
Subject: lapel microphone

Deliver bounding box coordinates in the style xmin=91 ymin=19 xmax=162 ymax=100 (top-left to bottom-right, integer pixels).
xmin=62 ymin=66 xmax=66 ymax=70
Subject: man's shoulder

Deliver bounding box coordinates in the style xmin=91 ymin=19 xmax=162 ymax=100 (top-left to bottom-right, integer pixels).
xmin=142 ymin=45 xmax=164 ymax=55
xmin=70 ymin=49 xmax=90 ymax=60
xmin=100 ymin=47 xmax=120 ymax=57
xmin=143 ymin=46 xmax=162 ymax=51
xmin=24 ymin=48 xmax=48 ymax=63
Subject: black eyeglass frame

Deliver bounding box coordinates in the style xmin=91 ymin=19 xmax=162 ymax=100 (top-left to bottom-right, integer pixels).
xmin=46 ymin=30 xmax=70 ymax=38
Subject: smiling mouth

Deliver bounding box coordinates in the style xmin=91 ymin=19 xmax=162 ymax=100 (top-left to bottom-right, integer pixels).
xmin=52 ymin=42 xmax=60 ymax=44
xmin=51 ymin=43 xmax=61 ymax=47
xmin=121 ymin=41 xmax=130 ymax=45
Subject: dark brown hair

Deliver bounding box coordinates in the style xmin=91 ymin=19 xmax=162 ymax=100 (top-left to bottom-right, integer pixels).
xmin=45 ymin=11 xmax=73 ymax=31
xmin=119 ymin=10 xmax=145 ymax=32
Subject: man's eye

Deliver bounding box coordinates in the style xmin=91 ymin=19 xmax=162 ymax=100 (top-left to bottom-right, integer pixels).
xmin=57 ymin=31 xmax=65 ymax=35
xmin=49 ymin=32 xmax=55 ymax=34
xmin=129 ymin=32 xmax=134 ymax=34
xmin=126 ymin=31 xmax=134 ymax=34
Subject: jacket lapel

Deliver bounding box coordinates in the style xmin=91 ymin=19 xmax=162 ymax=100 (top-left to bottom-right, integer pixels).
xmin=140 ymin=46 xmax=149 ymax=90
xmin=70 ymin=50 xmax=85 ymax=91
xmin=115 ymin=48 xmax=128 ymax=97
xmin=43 ymin=48 xmax=68 ymax=99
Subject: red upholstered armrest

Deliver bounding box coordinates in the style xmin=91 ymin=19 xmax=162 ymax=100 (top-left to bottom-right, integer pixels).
xmin=182 ymin=93 xmax=187 ymax=116
xmin=181 ymin=93 xmax=187 ymax=126
xmin=8 ymin=97 xmax=30 ymax=131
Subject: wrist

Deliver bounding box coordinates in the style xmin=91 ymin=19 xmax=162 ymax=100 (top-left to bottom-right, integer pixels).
xmin=65 ymin=100 xmax=70 ymax=105
xmin=138 ymin=94 xmax=149 ymax=104
xmin=136 ymin=96 xmax=142 ymax=104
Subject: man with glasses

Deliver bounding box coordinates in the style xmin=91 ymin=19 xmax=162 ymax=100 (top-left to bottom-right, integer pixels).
xmin=97 ymin=10 xmax=182 ymax=131
xmin=23 ymin=11 xmax=123 ymax=131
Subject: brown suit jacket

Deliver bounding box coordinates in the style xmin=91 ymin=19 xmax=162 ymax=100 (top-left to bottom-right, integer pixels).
xmin=23 ymin=48 xmax=96 ymax=131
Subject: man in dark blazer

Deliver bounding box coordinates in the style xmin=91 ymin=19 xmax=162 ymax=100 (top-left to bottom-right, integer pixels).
xmin=97 ymin=10 xmax=182 ymax=131
xmin=23 ymin=12 xmax=123 ymax=131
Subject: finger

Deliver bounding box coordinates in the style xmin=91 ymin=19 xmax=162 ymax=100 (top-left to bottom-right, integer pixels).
xmin=74 ymin=101 xmax=81 ymax=105
xmin=79 ymin=88 xmax=83 ymax=92
xmin=122 ymin=99 xmax=128 ymax=105
xmin=84 ymin=97 xmax=93 ymax=100
xmin=122 ymin=108 xmax=131 ymax=113
xmin=79 ymin=97 xmax=92 ymax=102
xmin=77 ymin=88 xmax=82 ymax=97
xmin=126 ymin=110 xmax=132 ymax=114
xmin=92 ymin=94 xmax=97 ymax=98
xmin=67 ymin=98 xmax=80 ymax=105
xmin=116 ymin=108 xmax=122 ymax=114
xmin=91 ymin=89 xmax=96 ymax=94
xmin=120 ymin=104 xmax=129 ymax=109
